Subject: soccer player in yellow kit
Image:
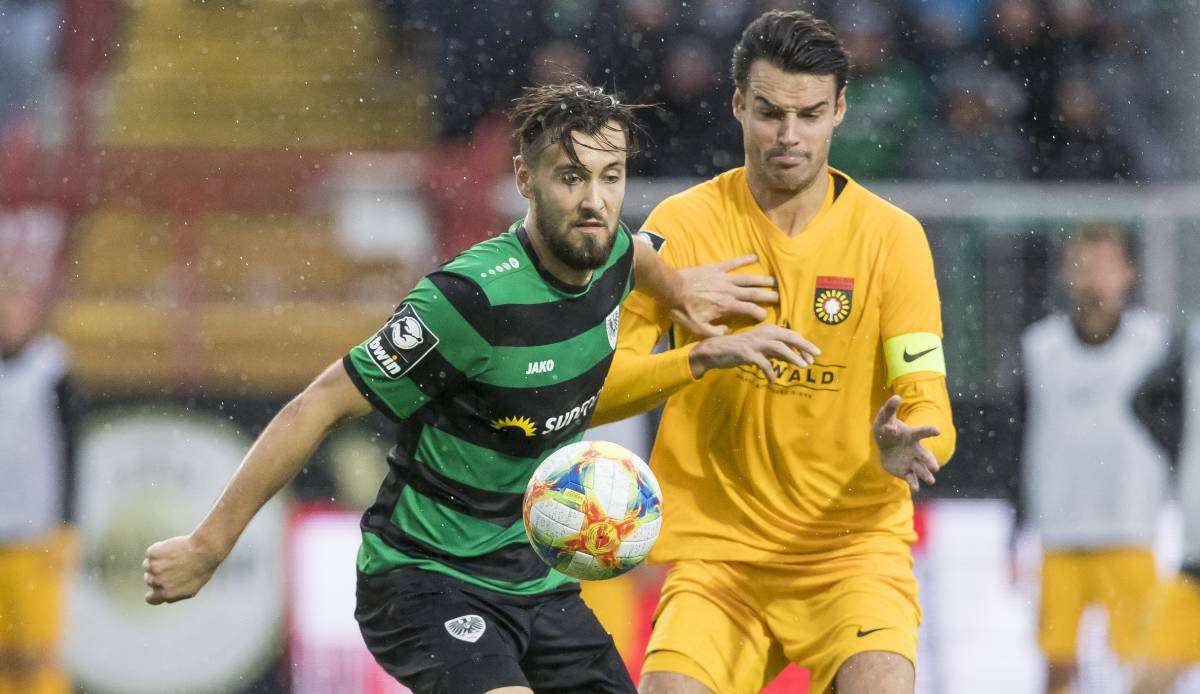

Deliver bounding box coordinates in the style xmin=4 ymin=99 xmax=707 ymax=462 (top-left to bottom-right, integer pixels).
xmin=591 ymin=11 xmax=956 ymax=694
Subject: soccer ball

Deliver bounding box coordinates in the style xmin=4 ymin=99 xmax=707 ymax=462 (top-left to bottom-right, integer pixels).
xmin=523 ymin=440 xmax=663 ymax=580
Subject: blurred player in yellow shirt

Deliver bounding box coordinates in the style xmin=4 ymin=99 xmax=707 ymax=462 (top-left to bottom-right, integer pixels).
xmin=592 ymin=10 xmax=956 ymax=694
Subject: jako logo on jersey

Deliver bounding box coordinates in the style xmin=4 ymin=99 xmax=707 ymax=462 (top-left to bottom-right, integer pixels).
xmin=814 ymin=276 xmax=854 ymax=325
xmin=543 ymin=394 xmax=599 ymax=434
xmin=605 ymin=306 xmax=620 ymax=349
xmin=478 ymin=257 xmax=521 ymax=279
xmin=526 ymin=359 xmax=555 ymax=375
xmin=444 ymin=615 xmax=486 ymax=643
xmin=366 ymin=304 xmax=439 ymax=379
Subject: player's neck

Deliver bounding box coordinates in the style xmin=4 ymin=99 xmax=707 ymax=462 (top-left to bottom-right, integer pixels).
xmin=522 ymin=211 xmax=594 ymax=288
xmin=746 ymin=165 xmax=830 ymax=237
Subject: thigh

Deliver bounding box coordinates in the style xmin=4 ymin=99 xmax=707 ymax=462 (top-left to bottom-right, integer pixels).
xmin=764 ymin=552 xmax=920 ymax=694
xmin=522 ymin=590 xmax=636 ymax=694
xmin=355 ymin=569 xmax=530 ymax=694
xmin=642 ymin=561 xmax=787 ymax=694
xmin=1094 ymin=547 xmax=1157 ymax=659
xmin=0 ymin=536 xmax=66 ymax=650
xmin=1039 ymin=550 xmax=1088 ymax=662
xmin=1135 ymin=574 xmax=1200 ymax=665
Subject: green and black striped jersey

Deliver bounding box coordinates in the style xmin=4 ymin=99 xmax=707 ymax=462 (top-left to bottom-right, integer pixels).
xmin=343 ymin=222 xmax=636 ymax=595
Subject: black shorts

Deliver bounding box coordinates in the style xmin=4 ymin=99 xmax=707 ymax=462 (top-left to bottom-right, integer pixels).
xmin=355 ymin=567 xmax=636 ymax=694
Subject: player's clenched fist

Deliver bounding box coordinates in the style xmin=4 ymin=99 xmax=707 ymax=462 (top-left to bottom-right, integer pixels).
xmin=688 ymin=323 xmax=820 ymax=380
xmin=872 ymin=394 xmax=941 ymax=492
xmin=143 ymin=534 xmax=225 ymax=605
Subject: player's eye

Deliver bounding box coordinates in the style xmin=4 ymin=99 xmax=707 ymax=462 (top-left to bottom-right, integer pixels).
xmin=562 ymin=173 xmax=582 ymax=185
xmin=604 ymin=173 xmax=622 ymax=184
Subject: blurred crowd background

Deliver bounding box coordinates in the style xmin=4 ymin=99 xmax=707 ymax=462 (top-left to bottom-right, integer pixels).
xmin=1 ymin=0 xmax=1199 ymax=692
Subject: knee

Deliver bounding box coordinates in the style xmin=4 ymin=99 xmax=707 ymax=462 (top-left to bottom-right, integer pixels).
xmin=0 ymin=648 xmax=41 ymax=679
xmin=639 ymin=671 xmax=715 ymax=694
xmin=834 ymin=651 xmax=914 ymax=694
xmin=1045 ymin=661 xmax=1077 ymax=694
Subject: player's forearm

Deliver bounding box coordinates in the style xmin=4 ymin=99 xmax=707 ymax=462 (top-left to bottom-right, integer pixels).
xmin=193 ymin=377 xmax=358 ymax=558
xmin=593 ymin=344 xmax=697 ymax=425
xmin=894 ymin=377 xmax=956 ymax=465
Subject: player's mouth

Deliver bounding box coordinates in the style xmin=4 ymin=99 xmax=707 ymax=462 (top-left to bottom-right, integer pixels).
xmin=769 ymin=151 xmax=807 ymax=165
xmin=573 ymin=219 xmax=607 ymax=230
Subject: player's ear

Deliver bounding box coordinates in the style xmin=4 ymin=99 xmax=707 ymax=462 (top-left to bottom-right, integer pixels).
xmin=832 ymin=86 xmax=847 ymax=127
xmin=514 ymin=154 xmax=533 ymax=200
xmin=731 ymin=86 xmax=745 ymax=120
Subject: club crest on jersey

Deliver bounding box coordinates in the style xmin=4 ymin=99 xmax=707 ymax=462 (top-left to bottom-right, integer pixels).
xmin=444 ymin=614 xmax=486 ymax=643
xmin=605 ymin=306 xmax=620 ymax=348
xmin=813 ymin=276 xmax=854 ymax=325
xmin=367 ymin=303 xmax=439 ymax=379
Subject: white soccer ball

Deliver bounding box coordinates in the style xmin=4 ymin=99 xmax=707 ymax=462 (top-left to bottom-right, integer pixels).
xmin=522 ymin=440 xmax=663 ymax=580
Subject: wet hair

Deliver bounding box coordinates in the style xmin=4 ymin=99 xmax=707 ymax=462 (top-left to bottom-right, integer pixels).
xmin=508 ymin=82 xmax=649 ymax=169
xmin=731 ymin=10 xmax=851 ymax=95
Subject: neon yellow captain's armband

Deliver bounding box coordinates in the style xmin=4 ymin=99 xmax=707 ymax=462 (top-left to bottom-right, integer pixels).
xmin=883 ymin=332 xmax=946 ymax=385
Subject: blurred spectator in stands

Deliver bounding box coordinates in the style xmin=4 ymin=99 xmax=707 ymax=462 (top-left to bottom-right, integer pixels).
xmin=910 ymin=66 xmax=1032 ymax=179
xmin=1087 ymin=14 xmax=1176 ymax=179
xmin=610 ymin=0 xmax=676 ymax=106
xmin=0 ymin=0 xmax=60 ymax=128
xmin=1038 ymin=74 xmax=1136 ymax=182
xmin=982 ymin=0 xmax=1055 ymax=146
xmin=528 ymin=39 xmax=591 ymax=87
xmin=0 ymin=262 xmax=78 ymax=694
xmin=385 ymin=0 xmax=536 ymax=140
xmin=640 ymin=37 xmax=739 ymax=177
xmin=1045 ymin=0 xmax=1102 ymax=68
xmin=828 ymin=1 xmax=931 ymax=180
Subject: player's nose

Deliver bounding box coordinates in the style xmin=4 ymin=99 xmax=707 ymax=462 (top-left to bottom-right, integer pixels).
xmin=778 ymin=114 xmax=802 ymax=147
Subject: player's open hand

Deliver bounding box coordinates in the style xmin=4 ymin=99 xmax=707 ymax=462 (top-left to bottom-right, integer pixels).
xmin=873 ymin=395 xmax=941 ymax=492
xmin=688 ymin=323 xmax=819 ymax=380
xmin=670 ymin=254 xmax=779 ymax=337
xmin=143 ymin=534 xmax=225 ymax=605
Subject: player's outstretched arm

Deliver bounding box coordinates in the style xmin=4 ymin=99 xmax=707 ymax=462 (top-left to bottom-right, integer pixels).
xmin=632 ymin=243 xmax=777 ymax=337
xmin=143 ymin=360 xmax=373 ymax=605
xmin=872 ymin=394 xmax=946 ymax=492
xmin=595 ymin=321 xmax=820 ymax=425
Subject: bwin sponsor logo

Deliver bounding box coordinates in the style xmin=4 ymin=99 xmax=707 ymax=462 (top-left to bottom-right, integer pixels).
xmin=368 ymin=336 xmax=401 ymax=376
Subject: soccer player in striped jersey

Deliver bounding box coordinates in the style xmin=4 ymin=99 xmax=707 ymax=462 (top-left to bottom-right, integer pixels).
xmin=141 ymin=83 xmax=814 ymax=694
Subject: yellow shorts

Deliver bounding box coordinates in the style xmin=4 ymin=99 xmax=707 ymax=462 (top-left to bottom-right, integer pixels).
xmin=1136 ymin=573 xmax=1200 ymax=664
xmin=643 ymin=547 xmax=920 ymax=694
xmin=1039 ymin=547 xmax=1156 ymax=661
xmin=0 ymin=529 xmax=72 ymax=652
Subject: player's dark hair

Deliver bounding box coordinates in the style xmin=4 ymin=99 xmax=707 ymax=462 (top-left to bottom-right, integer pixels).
xmin=731 ymin=10 xmax=850 ymax=95
xmin=508 ymin=83 xmax=649 ymax=170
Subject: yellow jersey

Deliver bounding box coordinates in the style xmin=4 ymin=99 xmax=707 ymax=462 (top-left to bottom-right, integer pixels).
xmin=594 ymin=166 xmax=956 ymax=562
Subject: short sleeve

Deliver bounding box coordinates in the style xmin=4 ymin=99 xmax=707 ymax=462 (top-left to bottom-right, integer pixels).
xmin=880 ymin=217 xmax=946 ymax=384
xmin=344 ymin=272 xmax=492 ymax=420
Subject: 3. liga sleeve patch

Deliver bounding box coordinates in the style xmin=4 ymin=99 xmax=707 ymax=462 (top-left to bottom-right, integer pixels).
xmin=635 ymin=229 xmax=666 ymax=253
xmin=365 ymin=303 xmax=439 ymax=379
